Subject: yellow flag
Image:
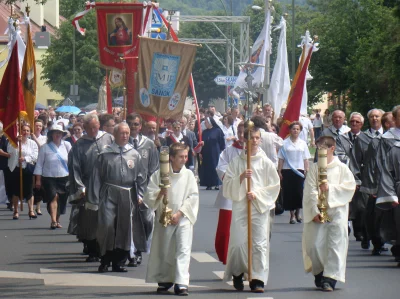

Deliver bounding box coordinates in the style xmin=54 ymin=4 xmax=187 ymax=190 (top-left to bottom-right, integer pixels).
xmin=135 ymin=37 xmax=197 ymax=119
xmin=21 ymin=23 xmax=37 ymax=128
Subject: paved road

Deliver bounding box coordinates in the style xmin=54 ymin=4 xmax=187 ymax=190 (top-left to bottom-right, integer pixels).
xmin=0 ymin=189 xmax=398 ymax=299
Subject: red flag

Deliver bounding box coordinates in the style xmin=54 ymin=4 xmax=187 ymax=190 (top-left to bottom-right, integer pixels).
xmin=278 ymin=48 xmax=313 ymax=139
xmin=0 ymin=43 xmax=27 ymax=148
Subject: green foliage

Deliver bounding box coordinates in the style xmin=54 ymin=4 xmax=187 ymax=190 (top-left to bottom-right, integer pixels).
xmin=59 ymin=0 xmax=85 ymax=18
xmin=39 ymin=11 xmax=104 ymax=105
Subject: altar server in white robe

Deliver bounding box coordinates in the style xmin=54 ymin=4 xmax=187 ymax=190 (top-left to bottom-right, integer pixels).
xmin=144 ymin=143 xmax=199 ymax=296
xmin=302 ymin=136 xmax=356 ymax=292
xmin=223 ymin=127 xmax=280 ymax=293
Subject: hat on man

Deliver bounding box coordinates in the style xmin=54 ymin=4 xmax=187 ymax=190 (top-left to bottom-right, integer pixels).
xmin=47 ymin=124 xmax=67 ymax=138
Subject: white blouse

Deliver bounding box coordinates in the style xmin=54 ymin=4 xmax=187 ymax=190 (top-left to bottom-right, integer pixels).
xmin=7 ymin=139 xmax=38 ymax=172
xmin=221 ymin=125 xmax=236 ymax=147
xmin=278 ymin=137 xmax=310 ymax=170
xmin=34 ymin=141 xmax=71 ymax=178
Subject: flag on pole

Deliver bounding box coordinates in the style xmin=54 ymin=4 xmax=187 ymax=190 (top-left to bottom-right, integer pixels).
xmin=21 ymin=23 xmax=36 ymax=128
xmin=278 ymin=45 xmax=313 ymax=139
xmin=135 ymin=37 xmax=197 ymax=120
xmin=0 ymin=43 xmax=27 ymax=148
xmin=300 ymin=31 xmax=318 ymax=115
xmin=268 ymin=17 xmax=290 ymax=122
xmin=232 ymin=9 xmax=271 ymax=92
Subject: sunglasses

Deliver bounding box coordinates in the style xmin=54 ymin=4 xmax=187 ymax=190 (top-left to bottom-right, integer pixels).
xmin=128 ymin=122 xmax=141 ymax=126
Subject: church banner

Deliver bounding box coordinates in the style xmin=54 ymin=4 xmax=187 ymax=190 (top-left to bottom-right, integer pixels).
xmin=135 ymin=37 xmax=197 ymax=119
xmin=95 ymin=3 xmax=144 ymax=70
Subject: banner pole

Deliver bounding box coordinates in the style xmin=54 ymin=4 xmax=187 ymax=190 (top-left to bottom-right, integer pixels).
xmin=18 ymin=117 xmax=23 ymax=212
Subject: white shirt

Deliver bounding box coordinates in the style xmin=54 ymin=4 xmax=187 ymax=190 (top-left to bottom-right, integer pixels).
xmin=260 ymin=131 xmax=283 ymax=168
xmin=221 ymin=125 xmax=236 ymax=147
xmin=313 ymin=118 xmax=323 ymax=128
xmin=34 ymin=141 xmax=71 ymax=177
xmin=35 ymin=134 xmax=47 ymax=147
xmin=299 ymin=116 xmax=314 ymax=143
xmin=7 ymin=139 xmax=38 ymax=172
xmin=278 ymin=137 xmax=310 ymax=170
xmin=369 ymin=127 xmax=383 ymax=135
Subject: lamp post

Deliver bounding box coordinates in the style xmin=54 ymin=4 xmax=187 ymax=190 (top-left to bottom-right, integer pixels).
xmin=291 ymin=0 xmax=295 ymax=79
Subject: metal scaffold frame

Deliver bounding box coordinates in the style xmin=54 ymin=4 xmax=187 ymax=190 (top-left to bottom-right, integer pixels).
xmin=172 ymin=15 xmax=250 ymax=78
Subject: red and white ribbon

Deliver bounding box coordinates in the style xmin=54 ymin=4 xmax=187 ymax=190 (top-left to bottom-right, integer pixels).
xmin=71 ymin=1 xmax=96 ymax=36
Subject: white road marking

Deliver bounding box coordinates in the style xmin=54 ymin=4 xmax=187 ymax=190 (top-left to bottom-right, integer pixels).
xmin=0 ymin=269 xmax=207 ymax=288
xmin=191 ymin=252 xmax=219 ymax=263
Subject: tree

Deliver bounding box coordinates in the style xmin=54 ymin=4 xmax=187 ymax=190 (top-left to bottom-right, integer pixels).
xmin=39 ymin=11 xmax=104 ymax=105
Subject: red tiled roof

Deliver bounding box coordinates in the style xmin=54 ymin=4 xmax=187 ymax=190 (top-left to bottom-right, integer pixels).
xmin=0 ymin=3 xmax=64 ymax=44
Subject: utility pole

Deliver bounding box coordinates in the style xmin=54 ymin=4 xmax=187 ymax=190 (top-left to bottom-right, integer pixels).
xmin=291 ymin=0 xmax=296 ymax=79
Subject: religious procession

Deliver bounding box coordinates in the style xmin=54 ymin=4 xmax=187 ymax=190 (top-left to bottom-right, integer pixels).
xmin=0 ymin=1 xmax=399 ymax=298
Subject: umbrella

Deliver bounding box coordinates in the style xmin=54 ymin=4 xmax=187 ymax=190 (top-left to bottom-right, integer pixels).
xmin=82 ymin=103 xmax=98 ymax=111
xmin=35 ymin=103 xmax=46 ymax=110
xmin=56 ymin=106 xmax=81 ymax=114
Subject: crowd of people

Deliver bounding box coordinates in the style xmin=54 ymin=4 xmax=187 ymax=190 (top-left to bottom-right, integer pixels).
xmin=0 ymin=102 xmax=399 ymax=295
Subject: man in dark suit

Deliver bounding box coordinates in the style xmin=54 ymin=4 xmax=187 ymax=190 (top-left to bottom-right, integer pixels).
xmin=145 ymin=120 xmax=166 ymax=151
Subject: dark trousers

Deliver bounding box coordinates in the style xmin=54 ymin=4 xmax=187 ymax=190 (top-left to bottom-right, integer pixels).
xmin=391 ymin=205 xmax=400 ymax=257
xmin=365 ymin=195 xmax=384 ymax=249
xmin=83 ymin=239 xmax=99 ymax=258
xmin=101 ymin=248 xmax=129 ymax=267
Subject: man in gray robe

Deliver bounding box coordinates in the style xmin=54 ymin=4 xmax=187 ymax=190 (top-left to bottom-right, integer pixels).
xmin=89 ymin=123 xmax=146 ymax=273
xmin=127 ymin=113 xmax=159 ymax=266
xmin=353 ymin=109 xmax=384 ymax=249
xmin=68 ymin=113 xmax=114 ymax=262
xmin=375 ymin=105 xmax=400 ymax=260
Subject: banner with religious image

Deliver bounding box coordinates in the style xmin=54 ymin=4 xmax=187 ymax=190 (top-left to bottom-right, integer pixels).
xmin=135 ymin=37 xmax=197 ymax=119
xmin=95 ymin=3 xmax=143 ymax=70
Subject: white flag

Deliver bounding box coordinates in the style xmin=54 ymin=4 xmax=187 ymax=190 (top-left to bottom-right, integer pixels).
xmin=268 ymin=17 xmax=290 ymax=122
xmin=232 ymin=10 xmax=271 ymax=94
xmin=299 ymin=31 xmax=318 ymax=115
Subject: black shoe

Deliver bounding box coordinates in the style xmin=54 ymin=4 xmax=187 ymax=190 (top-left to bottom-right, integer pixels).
xmin=7 ymin=203 xmax=13 ymax=211
xmin=127 ymin=257 xmax=138 ymax=267
xmin=98 ymin=264 xmax=108 ymax=273
xmin=321 ymin=282 xmax=333 ymax=292
xmin=206 ymin=187 xmax=212 ymax=190
xmin=214 ymin=186 xmax=219 ymax=190
xmin=314 ymin=272 xmax=323 ymax=288
xmin=348 ymin=224 xmax=351 ymax=236
xmin=361 ymin=239 xmax=370 ymax=250
xmin=86 ymin=256 xmax=99 ymax=262
xmin=174 ymin=284 xmax=189 ymax=296
xmin=381 ymin=246 xmax=389 ymax=252
xmin=232 ymin=273 xmax=244 ymax=291
xmin=112 ymin=266 xmax=128 ymax=272
xmin=372 ymin=247 xmax=382 ymax=256
xmin=157 ymin=283 xmax=173 ymax=294
xmin=136 ymin=252 xmax=142 ymax=265
xmin=249 ymin=279 xmax=264 ymax=293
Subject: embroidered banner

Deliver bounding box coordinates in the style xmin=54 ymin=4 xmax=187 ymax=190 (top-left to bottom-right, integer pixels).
xmin=135 ymin=37 xmax=197 ymax=119
xmin=95 ymin=3 xmax=143 ymax=70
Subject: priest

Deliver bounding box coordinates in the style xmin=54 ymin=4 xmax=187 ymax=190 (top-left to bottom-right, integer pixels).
xmin=302 ymin=136 xmax=356 ymax=292
xmin=223 ymin=127 xmax=280 ymax=293
xmin=144 ymin=143 xmax=199 ymax=296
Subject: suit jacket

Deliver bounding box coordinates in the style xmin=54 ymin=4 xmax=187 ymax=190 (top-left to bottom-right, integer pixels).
xmin=182 ymin=129 xmax=198 ymax=150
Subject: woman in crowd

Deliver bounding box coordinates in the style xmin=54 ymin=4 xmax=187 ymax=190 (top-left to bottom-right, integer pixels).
xmin=65 ymin=123 xmax=83 ymax=145
xmin=199 ymin=115 xmax=225 ymax=190
xmin=31 ymin=119 xmax=47 ymax=216
xmin=7 ymin=124 xmax=38 ymax=220
xmin=278 ymin=121 xmax=310 ymax=224
xmin=313 ymin=113 xmax=323 ymax=140
xmin=34 ymin=124 xmax=72 ymax=229
xmin=221 ymin=114 xmax=236 ymax=147
xmin=323 ymin=109 xmax=331 ymax=129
